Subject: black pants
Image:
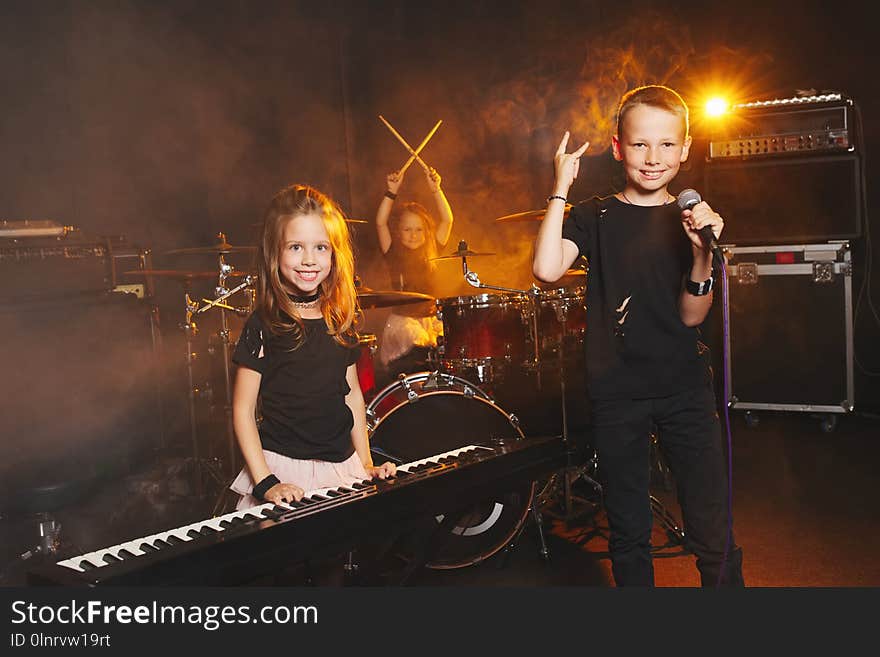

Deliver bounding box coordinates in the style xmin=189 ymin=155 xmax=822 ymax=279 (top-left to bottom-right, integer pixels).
xmin=591 ymin=384 xmax=744 ymax=587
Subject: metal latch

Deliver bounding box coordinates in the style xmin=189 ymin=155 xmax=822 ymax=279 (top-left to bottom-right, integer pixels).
xmin=737 ymin=262 xmax=758 ymax=285
xmin=812 ymin=262 xmax=834 ymax=284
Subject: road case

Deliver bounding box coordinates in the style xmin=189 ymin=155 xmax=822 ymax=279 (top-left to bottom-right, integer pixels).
xmin=721 ymin=242 xmax=854 ymax=430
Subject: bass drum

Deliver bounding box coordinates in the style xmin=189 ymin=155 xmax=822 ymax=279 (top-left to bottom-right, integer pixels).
xmin=366 ymin=371 xmax=535 ymax=569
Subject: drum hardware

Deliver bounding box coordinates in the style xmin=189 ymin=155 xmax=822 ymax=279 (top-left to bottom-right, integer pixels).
xmin=191 ymin=272 xmax=258 ymax=486
xmin=153 ymin=235 xmax=258 ymax=500
xmin=16 ymin=513 xmax=63 ymax=562
xmin=449 ymin=254 xmax=600 ymax=529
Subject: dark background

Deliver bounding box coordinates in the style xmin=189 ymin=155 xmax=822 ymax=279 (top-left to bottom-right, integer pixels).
xmin=2 ymin=0 xmax=878 ymax=463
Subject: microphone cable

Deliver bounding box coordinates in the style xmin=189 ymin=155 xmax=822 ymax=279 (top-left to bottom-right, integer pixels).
xmin=716 ymin=254 xmax=735 ymax=587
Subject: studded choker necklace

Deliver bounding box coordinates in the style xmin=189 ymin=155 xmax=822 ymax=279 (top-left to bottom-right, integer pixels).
xmin=289 ymin=290 xmax=321 ymax=307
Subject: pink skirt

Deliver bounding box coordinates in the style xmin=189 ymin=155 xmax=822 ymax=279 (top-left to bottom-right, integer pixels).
xmin=230 ymin=449 xmax=369 ymax=510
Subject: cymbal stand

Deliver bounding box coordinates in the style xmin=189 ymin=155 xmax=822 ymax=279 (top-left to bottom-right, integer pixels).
xmin=538 ymin=297 xmax=601 ymax=526
xmin=195 ymin=265 xmax=256 ymax=482
xmin=181 ymin=286 xmax=205 ymax=498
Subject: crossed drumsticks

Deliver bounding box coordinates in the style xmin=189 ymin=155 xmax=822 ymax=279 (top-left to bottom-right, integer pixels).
xmin=378 ymin=115 xmax=442 ymax=175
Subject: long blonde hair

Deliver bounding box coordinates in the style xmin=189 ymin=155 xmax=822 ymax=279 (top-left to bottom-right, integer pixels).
xmin=255 ymin=184 xmax=359 ymax=347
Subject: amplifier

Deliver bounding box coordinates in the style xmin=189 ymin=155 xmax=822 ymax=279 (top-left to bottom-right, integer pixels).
xmin=707 ymin=93 xmax=855 ymax=161
xmin=0 ymin=222 xmax=152 ymax=302
xmin=704 ymin=153 xmax=862 ymax=245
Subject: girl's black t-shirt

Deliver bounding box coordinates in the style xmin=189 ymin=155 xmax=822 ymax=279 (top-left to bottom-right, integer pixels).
xmin=562 ymin=195 xmax=710 ymax=400
xmin=232 ymin=312 xmax=360 ymax=462
xmin=385 ymin=241 xmax=437 ymax=296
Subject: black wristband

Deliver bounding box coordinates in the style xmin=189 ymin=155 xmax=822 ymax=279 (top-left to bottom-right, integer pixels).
xmin=252 ymin=474 xmax=280 ymax=501
xmin=685 ymin=276 xmax=714 ymax=296
xmin=384 ymin=190 xmax=398 ymax=201
xmin=547 ymin=194 xmax=567 ymax=204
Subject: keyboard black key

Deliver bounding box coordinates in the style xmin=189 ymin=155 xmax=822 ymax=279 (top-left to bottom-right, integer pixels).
xmin=260 ymin=508 xmax=281 ymax=519
xmin=102 ymin=553 xmax=122 ymax=565
xmin=325 ymin=490 xmax=342 ymax=497
xmin=219 ymin=520 xmax=236 ymax=529
xmin=153 ymin=539 xmax=171 ymax=549
xmin=200 ymin=526 xmax=218 ymax=535
xmin=139 ymin=543 xmax=159 ymax=553
xmin=308 ymin=494 xmax=328 ymax=502
xmin=165 ymin=535 xmax=185 ymax=545
xmin=336 ymin=487 xmax=352 ymax=493
xmin=351 ymin=482 xmax=369 ymax=489
xmin=187 ymin=529 xmax=203 ymax=539
xmin=116 ymin=549 xmax=136 ymax=560
xmin=79 ymin=559 xmax=98 ymax=571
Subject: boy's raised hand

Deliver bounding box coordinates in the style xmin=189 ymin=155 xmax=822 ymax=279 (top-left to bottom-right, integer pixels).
xmin=554 ymin=131 xmax=590 ymax=192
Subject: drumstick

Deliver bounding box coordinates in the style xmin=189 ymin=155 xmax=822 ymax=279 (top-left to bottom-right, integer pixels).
xmin=400 ymin=119 xmax=442 ymax=174
xmin=379 ymin=116 xmax=441 ymax=174
xmin=379 ymin=115 xmax=433 ymax=173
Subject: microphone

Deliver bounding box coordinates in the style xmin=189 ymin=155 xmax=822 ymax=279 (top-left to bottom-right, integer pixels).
xmin=676 ymin=189 xmax=724 ymax=265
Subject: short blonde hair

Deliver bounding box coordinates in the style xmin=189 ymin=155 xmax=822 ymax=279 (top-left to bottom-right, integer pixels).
xmin=616 ymin=85 xmax=689 ymax=138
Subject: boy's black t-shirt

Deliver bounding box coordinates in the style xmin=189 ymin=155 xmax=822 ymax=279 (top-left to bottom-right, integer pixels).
xmin=232 ymin=312 xmax=360 ymax=462
xmin=562 ymin=195 xmax=710 ymax=400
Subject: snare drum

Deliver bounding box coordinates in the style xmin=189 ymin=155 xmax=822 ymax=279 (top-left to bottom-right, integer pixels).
xmin=536 ymin=286 xmax=586 ymax=359
xmin=436 ymin=292 xmax=532 ymax=372
xmin=366 ymin=371 xmax=534 ymax=569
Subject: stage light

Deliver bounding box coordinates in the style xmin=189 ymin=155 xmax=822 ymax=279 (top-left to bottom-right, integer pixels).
xmin=705 ymin=97 xmax=729 ymax=117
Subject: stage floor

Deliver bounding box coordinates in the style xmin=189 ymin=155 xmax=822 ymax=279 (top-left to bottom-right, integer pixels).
xmin=3 ymin=411 xmax=879 ymax=587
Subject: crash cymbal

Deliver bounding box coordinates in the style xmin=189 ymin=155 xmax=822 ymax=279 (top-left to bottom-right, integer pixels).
xmin=124 ymin=269 xmax=248 ymax=281
xmin=165 ymin=232 xmax=256 ymax=255
xmin=356 ymin=287 xmax=434 ymax=310
xmin=494 ymin=205 xmax=572 ymax=223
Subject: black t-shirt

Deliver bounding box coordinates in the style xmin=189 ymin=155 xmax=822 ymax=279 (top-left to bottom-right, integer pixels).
xmin=232 ymin=312 xmax=360 ymax=462
xmin=385 ymin=241 xmax=438 ymax=296
xmin=562 ymin=195 xmax=710 ymax=400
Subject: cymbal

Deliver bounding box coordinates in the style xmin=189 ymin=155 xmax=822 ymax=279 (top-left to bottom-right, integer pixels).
xmin=356 ymin=287 xmax=434 ymax=310
xmin=430 ymin=248 xmax=496 ymax=261
xmin=123 ymin=269 xmax=247 ymax=281
xmin=165 ymin=243 xmax=256 ymax=255
xmin=250 ymin=218 xmax=367 ymax=227
xmin=563 ymin=267 xmax=587 ymax=276
xmin=165 ymin=232 xmax=256 ymax=255
xmin=494 ymin=204 xmax=572 ymax=223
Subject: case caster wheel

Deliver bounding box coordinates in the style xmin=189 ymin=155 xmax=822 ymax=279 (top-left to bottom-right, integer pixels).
xmin=820 ymin=415 xmax=838 ymax=433
xmin=743 ymin=411 xmax=760 ymax=428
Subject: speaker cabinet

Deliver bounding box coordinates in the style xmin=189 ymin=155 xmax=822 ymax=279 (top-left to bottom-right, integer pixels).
xmin=705 ymin=154 xmax=862 ymax=245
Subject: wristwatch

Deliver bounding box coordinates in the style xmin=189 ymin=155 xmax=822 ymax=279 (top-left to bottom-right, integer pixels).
xmin=685 ymin=276 xmax=714 ymax=296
